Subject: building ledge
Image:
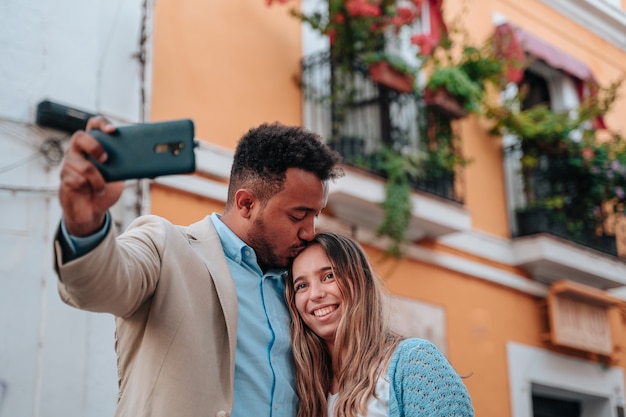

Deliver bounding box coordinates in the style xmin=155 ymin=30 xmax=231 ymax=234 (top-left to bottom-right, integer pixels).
xmin=327 ymin=166 xmax=472 ymax=241
xmin=440 ymin=230 xmax=626 ymax=290
xmin=511 ymin=234 xmax=626 ymax=289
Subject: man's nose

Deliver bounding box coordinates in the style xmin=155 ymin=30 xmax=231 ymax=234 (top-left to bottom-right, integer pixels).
xmin=298 ymin=217 xmax=315 ymax=241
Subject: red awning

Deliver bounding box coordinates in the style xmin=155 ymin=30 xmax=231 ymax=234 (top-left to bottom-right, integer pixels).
xmin=494 ymin=22 xmax=605 ymax=128
xmin=496 ymin=23 xmax=596 ymax=83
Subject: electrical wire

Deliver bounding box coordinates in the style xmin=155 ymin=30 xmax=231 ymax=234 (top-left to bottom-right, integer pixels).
xmin=0 ymin=152 xmax=42 ymax=175
xmin=0 ymin=136 xmax=66 ymax=176
xmin=0 ymin=184 xmax=57 ymax=195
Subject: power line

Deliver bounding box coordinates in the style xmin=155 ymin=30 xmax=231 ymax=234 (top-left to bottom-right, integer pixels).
xmin=0 ymin=184 xmax=58 ymax=195
xmin=0 ymin=152 xmax=41 ymax=175
xmin=0 ymin=136 xmax=65 ymax=176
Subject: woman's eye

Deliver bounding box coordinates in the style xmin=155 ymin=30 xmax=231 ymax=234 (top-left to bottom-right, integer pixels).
xmin=323 ymin=272 xmax=334 ymax=281
xmin=294 ymin=283 xmax=307 ymax=291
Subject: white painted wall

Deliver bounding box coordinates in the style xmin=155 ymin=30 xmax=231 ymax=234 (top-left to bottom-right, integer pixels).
xmin=0 ymin=0 xmax=149 ymax=415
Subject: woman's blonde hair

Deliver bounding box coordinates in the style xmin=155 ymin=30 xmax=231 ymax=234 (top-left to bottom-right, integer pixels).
xmin=285 ymin=232 xmax=403 ymax=417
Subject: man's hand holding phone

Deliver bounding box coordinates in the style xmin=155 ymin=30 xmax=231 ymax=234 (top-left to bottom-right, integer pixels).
xmin=59 ymin=116 xmax=196 ymax=237
xmin=60 ymin=116 xmax=124 ymax=237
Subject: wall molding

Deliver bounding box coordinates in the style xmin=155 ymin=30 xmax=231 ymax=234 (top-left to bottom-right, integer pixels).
xmin=539 ymin=0 xmax=626 ymax=50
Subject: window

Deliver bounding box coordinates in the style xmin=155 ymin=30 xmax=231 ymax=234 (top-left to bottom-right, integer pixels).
xmin=533 ymin=394 xmax=581 ymax=417
xmin=301 ymin=1 xmax=462 ymax=202
xmin=493 ymin=22 xmax=612 ymax=245
xmin=301 ymin=0 xmax=433 ymax=159
xmin=502 ymin=61 xmax=581 ymax=235
xmin=507 ymin=342 xmax=625 ymax=417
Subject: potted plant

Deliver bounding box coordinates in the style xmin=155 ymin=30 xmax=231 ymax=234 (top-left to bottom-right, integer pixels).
xmin=268 ymin=0 xmax=422 ymax=92
xmin=362 ymin=51 xmax=417 ymax=93
xmin=414 ymin=19 xmax=518 ymax=120
xmin=424 ymin=66 xmax=481 ymax=118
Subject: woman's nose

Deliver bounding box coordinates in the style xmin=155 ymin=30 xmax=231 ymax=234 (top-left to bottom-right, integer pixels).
xmin=310 ymin=283 xmax=326 ymax=300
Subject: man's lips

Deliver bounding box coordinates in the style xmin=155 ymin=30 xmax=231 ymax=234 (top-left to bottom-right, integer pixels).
xmin=291 ymin=245 xmax=306 ymax=256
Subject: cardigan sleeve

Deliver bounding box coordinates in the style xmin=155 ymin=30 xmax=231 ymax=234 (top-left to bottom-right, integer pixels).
xmin=387 ymin=338 xmax=474 ymax=417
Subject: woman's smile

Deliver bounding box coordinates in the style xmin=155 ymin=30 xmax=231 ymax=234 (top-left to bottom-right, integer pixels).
xmin=313 ymin=305 xmax=338 ymax=318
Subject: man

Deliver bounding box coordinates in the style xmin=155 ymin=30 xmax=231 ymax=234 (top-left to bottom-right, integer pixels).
xmin=53 ymin=116 xmax=343 ymax=417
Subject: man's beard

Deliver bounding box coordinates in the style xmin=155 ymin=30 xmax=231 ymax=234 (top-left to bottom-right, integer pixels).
xmin=247 ymin=216 xmax=285 ymax=271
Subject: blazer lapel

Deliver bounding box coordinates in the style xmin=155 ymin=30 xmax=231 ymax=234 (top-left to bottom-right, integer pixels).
xmin=185 ymin=217 xmax=238 ymax=376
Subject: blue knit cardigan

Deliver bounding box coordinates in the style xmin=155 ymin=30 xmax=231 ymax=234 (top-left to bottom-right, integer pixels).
xmin=386 ymin=338 xmax=474 ymax=417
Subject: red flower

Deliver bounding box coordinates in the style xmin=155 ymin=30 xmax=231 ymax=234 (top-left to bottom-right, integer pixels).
xmin=395 ymin=6 xmax=418 ymax=25
xmin=493 ymin=24 xmax=525 ymax=83
xmin=582 ymin=147 xmax=595 ymax=161
xmin=328 ymin=28 xmax=337 ymax=45
xmin=410 ymin=33 xmax=438 ymax=55
xmin=346 ymin=0 xmax=382 ymax=17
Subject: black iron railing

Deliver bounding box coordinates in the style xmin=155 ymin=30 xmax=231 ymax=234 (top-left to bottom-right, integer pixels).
xmin=510 ymin=153 xmax=618 ymax=256
xmin=515 ymin=207 xmax=617 ymax=256
xmin=301 ymin=51 xmax=462 ymax=203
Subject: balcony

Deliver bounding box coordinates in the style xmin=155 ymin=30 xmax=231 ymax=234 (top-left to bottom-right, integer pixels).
xmin=498 ymin=141 xmax=626 ymax=289
xmin=515 ymin=207 xmax=618 ymax=256
xmin=327 ymin=165 xmax=471 ymax=242
xmin=301 ymin=51 xmax=471 ymax=240
xmin=507 ymin=151 xmax=620 ymax=255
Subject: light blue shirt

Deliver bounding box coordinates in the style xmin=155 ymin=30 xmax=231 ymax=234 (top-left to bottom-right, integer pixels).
xmin=61 ymin=212 xmax=298 ymax=416
xmin=210 ymin=213 xmax=297 ymax=417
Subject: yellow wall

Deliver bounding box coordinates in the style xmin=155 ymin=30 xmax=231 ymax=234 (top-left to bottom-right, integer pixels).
xmin=376 ymin=253 xmax=542 ymax=417
xmin=149 ymin=0 xmax=305 ymax=221
xmin=150 ymin=183 xmax=224 ymax=224
xmin=150 ymin=0 xmax=304 ymax=149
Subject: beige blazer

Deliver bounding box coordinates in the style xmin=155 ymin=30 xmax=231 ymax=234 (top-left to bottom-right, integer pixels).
xmin=54 ymin=215 xmax=238 ymax=417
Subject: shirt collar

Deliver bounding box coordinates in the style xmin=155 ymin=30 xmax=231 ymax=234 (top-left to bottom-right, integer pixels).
xmin=209 ymin=213 xmax=257 ymax=266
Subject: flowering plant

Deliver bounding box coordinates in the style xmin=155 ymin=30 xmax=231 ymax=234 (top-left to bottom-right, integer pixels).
xmin=487 ymin=78 xmax=626 ymax=238
xmin=267 ymin=0 xmax=425 ymax=78
xmin=413 ymin=17 xmax=522 ymax=116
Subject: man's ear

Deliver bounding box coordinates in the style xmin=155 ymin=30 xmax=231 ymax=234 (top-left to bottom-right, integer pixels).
xmin=234 ymin=189 xmax=256 ymax=218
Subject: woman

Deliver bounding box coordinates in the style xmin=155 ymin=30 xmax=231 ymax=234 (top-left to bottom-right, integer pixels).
xmin=285 ymin=232 xmax=474 ymax=417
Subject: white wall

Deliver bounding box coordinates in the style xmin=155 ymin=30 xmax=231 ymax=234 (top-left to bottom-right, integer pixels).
xmin=0 ymin=0 xmax=148 ymax=415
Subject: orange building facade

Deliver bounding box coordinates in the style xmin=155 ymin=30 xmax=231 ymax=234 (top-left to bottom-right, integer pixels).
xmin=145 ymin=1 xmax=626 ymax=416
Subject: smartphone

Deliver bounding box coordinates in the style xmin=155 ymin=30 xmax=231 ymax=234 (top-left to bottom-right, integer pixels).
xmin=88 ymin=119 xmax=197 ymax=182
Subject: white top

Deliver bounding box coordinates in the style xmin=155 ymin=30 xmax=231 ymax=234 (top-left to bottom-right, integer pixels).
xmin=327 ymin=375 xmax=390 ymax=417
